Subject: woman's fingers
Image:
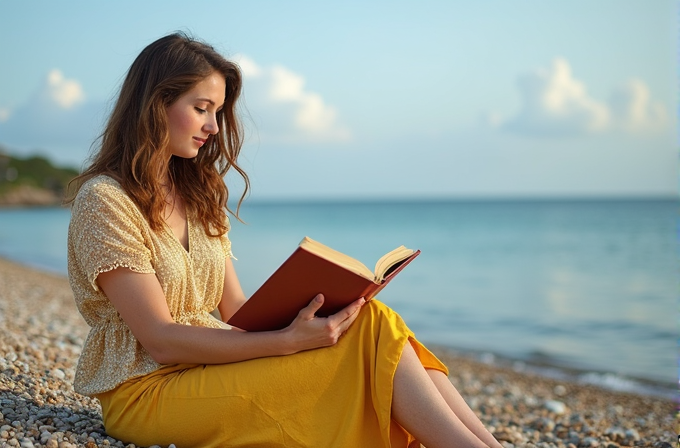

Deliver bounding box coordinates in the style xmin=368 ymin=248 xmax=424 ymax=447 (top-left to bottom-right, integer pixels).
xmin=329 ymin=297 xmax=365 ymax=325
xmin=286 ymin=295 xmax=366 ymax=352
xmin=333 ymin=297 xmax=365 ymax=334
xmin=297 ymin=294 xmax=325 ymax=321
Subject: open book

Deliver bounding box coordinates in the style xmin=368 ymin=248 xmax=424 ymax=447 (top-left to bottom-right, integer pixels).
xmin=227 ymin=237 xmax=420 ymax=332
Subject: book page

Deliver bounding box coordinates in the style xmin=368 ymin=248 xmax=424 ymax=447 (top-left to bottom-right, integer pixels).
xmin=374 ymin=246 xmax=415 ymax=282
xmin=299 ymin=237 xmax=375 ymax=281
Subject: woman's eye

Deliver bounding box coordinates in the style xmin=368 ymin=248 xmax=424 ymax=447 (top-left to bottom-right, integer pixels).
xmin=195 ymin=107 xmax=207 ymax=113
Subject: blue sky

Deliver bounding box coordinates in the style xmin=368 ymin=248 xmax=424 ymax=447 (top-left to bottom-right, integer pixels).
xmin=0 ymin=0 xmax=676 ymax=199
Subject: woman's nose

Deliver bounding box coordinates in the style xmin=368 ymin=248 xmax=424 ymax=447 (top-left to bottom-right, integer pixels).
xmin=205 ymin=114 xmax=219 ymax=135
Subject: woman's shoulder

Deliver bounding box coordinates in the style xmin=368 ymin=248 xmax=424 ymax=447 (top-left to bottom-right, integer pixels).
xmin=73 ymin=174 xmax=141 ymax=221
xmin=79 ymin=174 xmax=123 ymax=194
xmin=75 ymin=174 xmax=128 ymax=204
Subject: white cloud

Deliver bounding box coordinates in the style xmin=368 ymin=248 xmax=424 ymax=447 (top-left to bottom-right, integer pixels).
xmin=45 ymin=69 xmax=85 ymax=109
xmin=504 ymin=58 xmax=609 ymax=136
xmin=498 ymin=59 xmax=668 ymax=138
xmin=234 ymin=54 xmax=351 ymax=144
xmin=609 ymin=79 xmax=668 ymax=132
xmin=236 ymin=55 xmax=262 ymax=78
xmin=269 ymin=66 xmax=305 ymax=101
xmin=0 ymin=70 xmax=104 ymax=164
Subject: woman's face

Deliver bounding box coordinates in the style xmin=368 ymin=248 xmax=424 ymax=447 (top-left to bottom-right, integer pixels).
xmin=166 ymin=72 xmax=226 ymax=159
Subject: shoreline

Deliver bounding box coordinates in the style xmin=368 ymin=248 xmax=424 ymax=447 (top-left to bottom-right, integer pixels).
xmin=0 ymin=257 xmax=676 ymax=447
xmin=426 ymin=345 xmax=676 ymax=402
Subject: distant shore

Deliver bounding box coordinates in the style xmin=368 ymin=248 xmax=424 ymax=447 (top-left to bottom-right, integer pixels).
xmin=0 ymin=185 xmax=64 ymax=207
xmin=0 ymin=257 xmax=675 ymax=447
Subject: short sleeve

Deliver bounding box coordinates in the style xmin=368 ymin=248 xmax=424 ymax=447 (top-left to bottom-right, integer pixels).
xmin=220 ymin=215 xmax=236 ymax=260
xmin=69 ymin=179 xmax=156 ymax=291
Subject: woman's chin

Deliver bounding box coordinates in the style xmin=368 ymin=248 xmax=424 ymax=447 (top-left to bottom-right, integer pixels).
xmin=172 ymin=151 xmax=200 ymax=160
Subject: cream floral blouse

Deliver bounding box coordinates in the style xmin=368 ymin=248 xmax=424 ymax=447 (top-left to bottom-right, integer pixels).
xmin=67 ymin=175 xmax=233 ymax=396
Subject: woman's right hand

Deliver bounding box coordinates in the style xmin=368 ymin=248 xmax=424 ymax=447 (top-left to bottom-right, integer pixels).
xmin=280 ymin=294 xmax=365 ymax=353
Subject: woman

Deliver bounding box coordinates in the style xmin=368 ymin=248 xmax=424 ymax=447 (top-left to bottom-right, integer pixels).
xmin=66 ymin=32 xmax=503 ymax=448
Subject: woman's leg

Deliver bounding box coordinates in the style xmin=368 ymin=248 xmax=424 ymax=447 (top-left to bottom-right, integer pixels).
xmin=427 ymin=370 xmax=504 ymax=448
xmin=392 ymin=343 xmax=490 ymax=448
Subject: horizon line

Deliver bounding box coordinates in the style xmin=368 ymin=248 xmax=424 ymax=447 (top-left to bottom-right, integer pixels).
xmin=231 ymin=194 xmax=680 ymax=206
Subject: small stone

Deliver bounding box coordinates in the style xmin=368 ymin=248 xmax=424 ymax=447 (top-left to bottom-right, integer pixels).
xmin=580 ymin=437 xmax=599 ymax=447
xmin=45 ymin=439 xmax=58 ymax=448
xmin=493 ymin=429 xmax=516 ymax=443
xmin=624 ymin=428 xmax=640 ymax=442
xmin=524 ymin=395 xmax=540 ymax=407
xmin=553 ymin=384 xmax=567 ymax=396
xmin=608 ymin=405 xmax=624 ymax=415
xmin=544 ymin=400 xmax=566 ymax=415
xmin=49 ymin=369 xmax=65 ymax=380
xmin=604 ymin=427 xmax=625 ymax=443
xmin=529 ymin=417 xmax=556 ymax=432
xmin=19 ymin=438 xmax=35 ymax=448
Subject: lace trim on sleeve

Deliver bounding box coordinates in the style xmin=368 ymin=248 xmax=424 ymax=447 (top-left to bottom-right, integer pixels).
xmin=88 ymin=263 xmax=156 ymax=292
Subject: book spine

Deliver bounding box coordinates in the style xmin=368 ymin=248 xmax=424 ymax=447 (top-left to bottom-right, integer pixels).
xmin=362 ymin=283 xmax=381 ymax=301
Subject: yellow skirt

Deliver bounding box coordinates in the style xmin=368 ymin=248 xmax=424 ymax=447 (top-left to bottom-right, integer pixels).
xmin=97 ymin=300 xmax=448 ymax=448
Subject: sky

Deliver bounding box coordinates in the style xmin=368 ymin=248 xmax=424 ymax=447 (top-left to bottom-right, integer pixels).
xmin=0 ymin=0 xmax=676 ymax=200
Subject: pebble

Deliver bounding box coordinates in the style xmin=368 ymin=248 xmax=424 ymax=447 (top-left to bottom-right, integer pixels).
xmin=625 ymin=428 xmax=640 ymax=442
xmin=553 ymin=384 xmax=566 ymax=396
xmin=0 ymin=258 xmax=675 ymax=448
xmin=49 ymin=369 xmax=65 ymax=380
xmin=544 ymin=400 xmax=566 ymax=415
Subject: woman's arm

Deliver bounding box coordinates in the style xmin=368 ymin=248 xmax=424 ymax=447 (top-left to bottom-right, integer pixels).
xmin=96 ymin=267 xmax=364 ymax=366
xmin=216 ymin=257 xmax=247 ymax=323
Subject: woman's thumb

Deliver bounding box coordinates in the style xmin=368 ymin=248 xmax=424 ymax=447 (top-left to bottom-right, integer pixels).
xmin=299 ymin=294 xmax=324 ymax=319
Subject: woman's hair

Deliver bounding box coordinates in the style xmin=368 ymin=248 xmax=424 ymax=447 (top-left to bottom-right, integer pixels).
xmin=66 ymin=32 xmax=249 ymax=236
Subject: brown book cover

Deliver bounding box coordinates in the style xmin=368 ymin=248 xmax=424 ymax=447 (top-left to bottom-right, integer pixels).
xmin=227 ymin=237 xmax=420 ymax=332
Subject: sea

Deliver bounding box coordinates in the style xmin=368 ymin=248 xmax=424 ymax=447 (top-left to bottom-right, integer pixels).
xmin=0 ymin=199 xmax=677 ymax=399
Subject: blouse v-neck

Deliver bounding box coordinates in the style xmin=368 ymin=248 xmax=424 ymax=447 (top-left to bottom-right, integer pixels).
xmin=165 ymin=217 xmax=191 ymax=254
xmin=163 ymin=195 xmax=191 ymax=254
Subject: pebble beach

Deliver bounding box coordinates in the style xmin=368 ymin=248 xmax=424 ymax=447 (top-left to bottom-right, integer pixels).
xmin=0 ymin=257 xmax=675 ymax=448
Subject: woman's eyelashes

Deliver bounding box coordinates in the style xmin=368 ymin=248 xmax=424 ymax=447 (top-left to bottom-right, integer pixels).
xmin=195 ymin=107 xmax=207 ymax=114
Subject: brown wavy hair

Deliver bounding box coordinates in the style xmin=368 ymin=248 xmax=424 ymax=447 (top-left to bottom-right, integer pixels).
xmin=66 ymin=32 xmax=249 ymax=236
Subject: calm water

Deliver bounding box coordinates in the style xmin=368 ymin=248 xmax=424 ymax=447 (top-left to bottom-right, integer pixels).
xmin=0 ymin=199 xmax=676 ymax=396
